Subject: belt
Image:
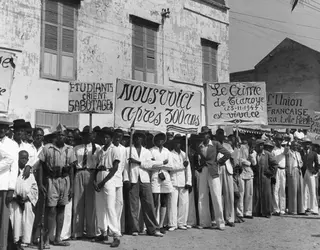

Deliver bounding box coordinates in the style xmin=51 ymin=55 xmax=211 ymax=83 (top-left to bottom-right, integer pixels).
xmin=77 ymin=168 xmax=96 ymax=171
xmin=47 ymin=167 xmax=70 ymax=179
xmin=96 ymin=166 xmax=108 ymax=172
xmin=278 ymin=167 xmax=286 ymax=170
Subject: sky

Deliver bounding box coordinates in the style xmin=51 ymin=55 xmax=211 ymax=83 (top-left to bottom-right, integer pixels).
xmin=229 ymin=0 xmax=320 ymax=73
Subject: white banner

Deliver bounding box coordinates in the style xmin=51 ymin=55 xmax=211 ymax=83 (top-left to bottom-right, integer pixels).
xmin=0 ymin=51 xmax=15 ymax=113
xmin=114 ymin=79 xmax=201 ymax=132
xmin=205 ymin=82 xmax=268 ymax=126
xmin=68 ymin=82 xmax=114 ymax=113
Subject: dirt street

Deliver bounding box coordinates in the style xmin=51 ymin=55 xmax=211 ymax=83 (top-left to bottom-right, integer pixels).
xmin=51 ymin=215 xmax=320 ymax=250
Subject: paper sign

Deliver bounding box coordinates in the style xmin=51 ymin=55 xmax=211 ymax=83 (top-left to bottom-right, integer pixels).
xmin=205 ymin=82 xmax=267 ymax=126
xmin=267 ymin=92 xmax=313 ymax=128
xmin=310 ymin=112 xmax=320 ymax=134
xmin=68 ymin=82 xmax=114 ymax=113
xmin=114 ymin=79 xmax=201 ymax=132
xmin=0 ymin=51 xmax=15 ymax=113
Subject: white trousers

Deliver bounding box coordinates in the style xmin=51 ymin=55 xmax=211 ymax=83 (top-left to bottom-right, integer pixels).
xmin=219 ymin=165 xmax=235 ymax=223
xmin=10 ymin=201 xmax=35 ymax=243
xmin=95 ymin=182 xmax=121 ymax=237
xmin=304 ymin=170 xmax=318 ymax=213
xmin=115 ymin=186 xmax=123 ymax=234
xmin=61 ymin=199 xmax=72 ymax=240
xmin=273 ymin=169 xmax=286 ymax=213
xmin=237 ymin=178 xmax=253 ymax=217
xmin=168 ymin=186 xmax=189 ymax=228
xmin=198 ymin=167 xmax=225 ymax=228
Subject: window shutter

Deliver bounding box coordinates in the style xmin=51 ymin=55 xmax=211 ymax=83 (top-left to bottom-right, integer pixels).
xmin=202 ymin=39 xmax=218 ymax=83
xmin=36 ymin=111 xmax=79 ymax=130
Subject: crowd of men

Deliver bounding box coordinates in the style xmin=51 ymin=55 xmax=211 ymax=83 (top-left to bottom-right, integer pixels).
xmin=0 ymin=117 xmax=319 ymax=250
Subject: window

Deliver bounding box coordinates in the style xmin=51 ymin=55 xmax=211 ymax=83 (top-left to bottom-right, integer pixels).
xmin=41 ymin=0 xmax=77 ymax=81
xmin=202 ymin=39 xmax=218 ymax=83
xmin=132 ymin=16 xmax=158 ymax=83
xmin=35 ymin=110 xmax=79 ymax=130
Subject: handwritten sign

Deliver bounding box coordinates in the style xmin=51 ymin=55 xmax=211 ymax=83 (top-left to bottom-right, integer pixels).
xmin=114 ymin=79 xmax=201 ymax=132
xmin=310 ymin=112 xmax=320 ymax=134
xmin=205 ymin=82 xmax=267 ymax=126
xmin=0 ymin=51 xmax=15 ymax=113
xmin=68 ymin=82 xmax=113 ymax=113
xmin=267 ymin=93 xmax=313 ymax=128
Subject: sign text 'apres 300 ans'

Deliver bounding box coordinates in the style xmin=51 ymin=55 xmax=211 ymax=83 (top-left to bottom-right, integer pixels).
xmin=117 ymin=83 xmax=200 ymax=126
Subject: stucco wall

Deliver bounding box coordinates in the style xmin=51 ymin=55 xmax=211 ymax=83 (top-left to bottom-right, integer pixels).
xmin=0 ymin=0 xmax=229 ymax=130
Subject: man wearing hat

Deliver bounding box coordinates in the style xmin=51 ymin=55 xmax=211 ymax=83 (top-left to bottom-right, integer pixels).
xmin=197 ymin=126 xmax=231 ymax=230
xmin=123 ymin=130 xmax=163 ymax=237
xmin=168 ymin=134 xmax=192 ymax=231
xmin=0 ymin=117 xmax=19 ymax=250
xmin=301 ymin=137 xmax=319 ymax=215
xmin=38 ymin=124 xmax=76 ymax=247
xmin=271 ymin=134 xmax=287 ymax=216
xmin=72 ymin=126 xmax=101 ymax=240
xmin=286 ymin=141 xmax=304 ymax=215
xmin=252 ymin=139 xmax=278 ymax=218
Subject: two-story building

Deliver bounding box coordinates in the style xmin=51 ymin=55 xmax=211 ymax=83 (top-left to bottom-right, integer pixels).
xmin=1 ymin=0 xmax=230 ymax=130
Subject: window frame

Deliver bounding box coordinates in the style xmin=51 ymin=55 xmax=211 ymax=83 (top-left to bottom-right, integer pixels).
xmin=40 ymin=0 xmax=78 ymax=82
xmin=131 ymin=16 xmax=158 ymax=83
xmin=35 ymin=109 xmax=79 ymax=130
xmin=201 ymin=39 xmax=219 ymax=84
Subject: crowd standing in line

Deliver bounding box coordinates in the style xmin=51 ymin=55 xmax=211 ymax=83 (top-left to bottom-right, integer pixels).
xmin=0 ymin=117 xmax=319 ymax=250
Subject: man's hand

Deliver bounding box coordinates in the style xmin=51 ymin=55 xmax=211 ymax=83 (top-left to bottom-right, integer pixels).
xmin=128 ymin=158 xmax=141 ymax=165
xmin=97 ymin=181 xmax=105 ymax=190
xmin=184 ymin=184 xmax=192 ymax=193
xmin=163 ymin=159 xmax=169 ymax=165
xmin=5 ymin=190 xmax=14 ymax=207
xmin=123 ymin=181 xmax=132 ymax=189
xmin=68 ymin=188 xmax=73 ymax=201
xmin=234 ymin=191 xmax=240 ymax=200
xmin=93 ymin=181 xmax=101 ymax=192
xmin=39 ymin=185 xmax=47 ymax=196
xmin=22 ymin=165 xmax=32 ymax=180
xmin=183 ymin=161 xmax=189 ymax=167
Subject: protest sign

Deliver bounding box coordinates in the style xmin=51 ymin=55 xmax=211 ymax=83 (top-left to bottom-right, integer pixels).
xmin=114 ymin=79 xmax=201 ymax=133
xmin=310 ymin=112 xmax=320 ymax=135
xmin=267 ymin=92 xmax=313 ymax=128
xmin=68 ymin=82 xmax=113 ymax=113
xmin=205 ymin=82 xmax=267 ymax=126
xmin=0 ymin=51 xmax=15 ymax=113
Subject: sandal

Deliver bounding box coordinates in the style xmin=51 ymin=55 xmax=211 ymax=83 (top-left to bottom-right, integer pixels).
xmin=52 ymin=241 xmax=70 ymax=247
xmin=43 ymin=244 xmax=51 ymax=249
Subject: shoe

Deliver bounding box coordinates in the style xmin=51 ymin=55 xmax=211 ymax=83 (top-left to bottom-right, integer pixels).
xmin=244 ymin=215 xmax=253 ymax=219
xmin=168 ymin=227 xmax=176 ymax=232
xmin=306 ymin=208 xmax=311 ymax=212
xmin=132 ymin=232 xmax=139 ymax=236
xmin=178 ymin=226 xmax=187 ymax=230
xmin=311 ymin=212 xmax=319 ymax=215
xmin=92 ymin=234 xmax=108 ymax=242
xmin=265 ymin=215 xmax=271 ymax=218
xmin=15 ymin=243 xmax=24 ymax=250
xmin=186 ymin=225 xmax=192 ymax=229
xmin=153 ymin=231 xmax=164 ymax=237
xmin=160 ymin=227 xmax=166 ymax=234
xmin=273 ymin=212 xmax=280 ymax=216
xmin=196 ymin=225 xmax=203 ymax=229
xmin=226 ymin=221 xmax=235 ymax=227
xmin=298 ymin=212 xmax=308 ymax=216
xmin=110 ymin=238 xmax=120 ymax=248
xmin=211 ymin=225 xmax=225 ymax=231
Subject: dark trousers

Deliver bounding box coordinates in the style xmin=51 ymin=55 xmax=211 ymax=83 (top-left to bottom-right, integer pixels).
xmin=0 ymin=191 xmax=9 ymax=250
xmin=128 ymin=178 xmax=159 ymax=234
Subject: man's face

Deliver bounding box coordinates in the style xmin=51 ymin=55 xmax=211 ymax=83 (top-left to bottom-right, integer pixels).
xmin=133 ymin=135 xmax=143 ymax=146
xmin=82 ymin=133 xmax=92 ymax=144
xmin=14 ymin=128 xmax=25 ymax=141
xmin=305 ymin=143 xmax=312 ymax=150
xmin=104 ymin=134 xmax=112 ymax=145
xmin=155 ymin=138 xmax=165 ymax=147
xmin=66 ymin=131 xmax=74 ymax=146
xmin=19 ymin=152 xmax=29 ymax=168
xmin=256 ymin=143 xmax=264 ymax=153
xmin=174 ymin=141 xmax=181 ymax=151
xmin=113 ymin=134 xmax=122 ymax=146
xmin=216 ymin=133 xmax=224 ymax=142
xmin=56 ymin=133 xmax=66 ymax=145
xmin=202 ymin=132 xmax=210 ymax=141
xmin=0 ymin=124 xmax=8 ymax=138
xmin=33 ymin=129 xmax=44 ymax=144
xmin=275 ymin=139 xmax=282 ymax=147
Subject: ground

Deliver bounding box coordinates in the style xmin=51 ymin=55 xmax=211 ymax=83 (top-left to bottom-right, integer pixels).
xmin=51 ymin=215 xmax=320 ymax=250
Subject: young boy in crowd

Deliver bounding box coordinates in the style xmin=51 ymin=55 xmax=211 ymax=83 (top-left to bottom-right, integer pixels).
xmin=10 ymin=150 xmax=38 ymax=249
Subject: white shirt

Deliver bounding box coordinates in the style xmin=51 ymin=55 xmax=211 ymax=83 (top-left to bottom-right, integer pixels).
xmin=272 ymin=146 xmax=286 ymax=169
xmin=30 ymin=143 xmax=44 ymax=171
xmin=123 ymin=146 xmax=153 ymax=183
xmin=74 ymin=143 xmax=101 ymax=169
xmin=113 ymin=144 xmax=126 ymax=187
xmin=14 ymin=169 xmax=38 ymax=206
xmin=97 ymin=144 xmax=121 ymax=187
xmin=0 ymin=137 xmax=19 ymax=191
xmin=170 ymin=150 xmax=191 ymax=187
